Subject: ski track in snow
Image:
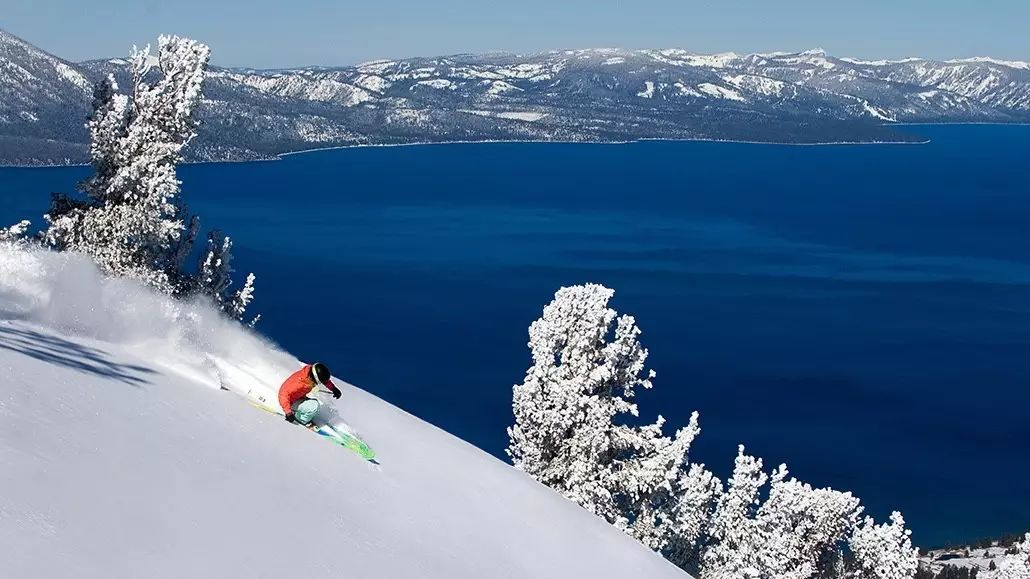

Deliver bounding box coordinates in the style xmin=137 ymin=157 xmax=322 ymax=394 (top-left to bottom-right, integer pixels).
xmin=0 ymin=245 xmax=688 ymax=579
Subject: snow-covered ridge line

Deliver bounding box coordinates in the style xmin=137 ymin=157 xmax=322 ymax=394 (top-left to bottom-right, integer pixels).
xmin=946 ymin=56 xmax=1030 ymax=70
xmin=3 ymin=26 xmax=1030 ymax=165
xmin=840 ymin=56 xmax=924 ymax=66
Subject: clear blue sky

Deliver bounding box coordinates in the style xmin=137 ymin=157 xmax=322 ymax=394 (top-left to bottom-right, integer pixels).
xmin=4 ymin=0 xmax=1028 ymax=68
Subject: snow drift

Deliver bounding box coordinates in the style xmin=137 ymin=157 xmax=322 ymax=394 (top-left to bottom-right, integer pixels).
xmin=0 ymin=244 xmax=688 ymax=578
xmin=0 ymin=242 xmax=291 ymax=389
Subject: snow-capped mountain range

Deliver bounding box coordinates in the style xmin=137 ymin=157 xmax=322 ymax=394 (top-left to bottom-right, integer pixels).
xmin=3 ymin=28 xmax=1029 ymax=165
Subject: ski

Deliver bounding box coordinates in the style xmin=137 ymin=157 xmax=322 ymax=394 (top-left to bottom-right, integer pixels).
xmin=249 ymin=401 xmax=377 ymax=461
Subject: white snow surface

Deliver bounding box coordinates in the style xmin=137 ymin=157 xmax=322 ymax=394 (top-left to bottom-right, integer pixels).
xmin=486 ymin=80 xmax=523 ymax=95
xmin=862 ymin=102 xmax=897 ymax=121
xmin=674 ymin=82 xmax=702 ymax=97
xmin=722 ymin=74 xmax=789 ymax=97
xmin=840 ymin=56 xmax=924 ymax=66
xmin=353 ymin=74 xmax=391 ymax=93
xmin=921 ymin=545 xmax=1019 ymax=574
xmin=697 ymin=82 xmax=747 ymax=102
xmin=0 ymin=245 xmax=688 ymax=579
xmin=460 ymin=109 xmax=548 ymax=122
xmin=647 ymin=49 xmax=741 ymax=69
xmin=946 ymin=56 xmax=1030 ymax=70
xmin=414 ymin=78 xmax=456 ymax=90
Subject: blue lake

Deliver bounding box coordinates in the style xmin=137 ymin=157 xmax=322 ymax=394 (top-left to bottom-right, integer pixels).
xmin=2 ymin=125 xmax=1029 ymax=546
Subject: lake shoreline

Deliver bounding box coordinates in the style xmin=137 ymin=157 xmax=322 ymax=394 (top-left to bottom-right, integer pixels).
xmin=14 ymin=120 xmax=1030 ymax=170
xmin=275 ymin=134 xmax=932 ymax=160
xmin=0 ymin=133 xmax=933 ymax=170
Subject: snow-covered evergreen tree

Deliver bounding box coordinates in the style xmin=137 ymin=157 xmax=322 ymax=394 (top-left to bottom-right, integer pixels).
xmin=40 ymin=35 xmax=255 ymax=320
xmin=663 ymin=462 xmax=723 ymax=571
xmin=194 ymin=230 xmax=255 ymax=322
xmin=980 ymin=534 xmax=1030 ymax=579
xmin=753 ymin=474 xmax=862 ymax=579
xmin=230 ymin=273 xmax=259 ymax=327
xmin=620 ymin=412 xmax=703 ymax=549
xmin=197 ymin=230 xmax=233 ymax=301
xmin=507 ymin=284 xmax=919 ymax=579
xmin=0 ymin=221 xmax=31 ymax=244
xmin=846 ymin=512 xmax=919 ymax=579
xmin=507 ymin=284 xmax=701 ymax=543
xmin=701 ymin=445 xmax=771 ymax=579
xmin=44 ymin=36 xmax=210 ymax=292
xmin=700 ymin=446 xmax=866 ymax=579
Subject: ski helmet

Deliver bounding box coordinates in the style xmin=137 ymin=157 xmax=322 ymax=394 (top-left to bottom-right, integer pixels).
xmin=311 ymin=362 xmax=331 ymax=385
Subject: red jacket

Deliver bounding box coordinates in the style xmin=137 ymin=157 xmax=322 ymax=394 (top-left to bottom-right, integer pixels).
xmin=278 ymin=364 xmax=338 ymax=414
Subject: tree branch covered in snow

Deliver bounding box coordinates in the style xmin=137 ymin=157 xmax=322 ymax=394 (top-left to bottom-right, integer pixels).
xmin=195 ymin=230 xmax=257 ymax=323
xmin=34 ymin=35 xmax=256 ymax=322
xmin=700 ymin=445 xmax=865 ymax=579
xmin=0 ymin=221 xmax=31 ymax=244
xmin=847 ymin=512 xmax=920 ymax=579
xmin=509 ymin=283 xmax=919 ymax=579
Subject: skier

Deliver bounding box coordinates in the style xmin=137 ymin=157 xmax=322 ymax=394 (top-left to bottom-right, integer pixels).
xmin=278 ymin=362 xmax=342 ymax=425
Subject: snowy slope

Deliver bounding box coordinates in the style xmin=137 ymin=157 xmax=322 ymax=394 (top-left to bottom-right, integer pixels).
xmin=0 ymin=245 xmax=688 ymax=579
xmin=920 ymin=545 xmax=1014 ymax=574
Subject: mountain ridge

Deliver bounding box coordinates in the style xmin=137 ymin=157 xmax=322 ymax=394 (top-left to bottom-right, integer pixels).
xmin=2 ymin=28 xmax=1029 ymax=165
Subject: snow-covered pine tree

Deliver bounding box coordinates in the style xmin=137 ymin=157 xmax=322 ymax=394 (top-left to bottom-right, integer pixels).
xmin=44 ymin=37 xmax=210 ymax=292
xmin=195 ymin=230 xmax=258 ymax=323
xmin=231 ymin=274 xmax=259 ymax=327
xmin=0 ymin=221 xmax=31 ymax=244
xmin=753 ymin=473 xmax=862 ymax=579
xmin=40 ymin=36 xmax=256 ymax=321
xmin=663 ymin=462 xmax=723 ymax=571
xmin=507 ymin=284 xmax=921 ymax=579
xmin=80 ymin=74 xmax=128 ymax=204
xmin=507 ymin=284 xmax=701 ymax=544
xmin=507 ymin=283 xmax=648 ymax=519
xmin=977 ymin=533 xmax=1029 ymax=579
xmin=619 ymin=412 xmax=704 ymax=549
xmin=701 ymin=445 xmax=771 ymax=579
xmin=847 ymin=512 xmax=919 ymax=579
xmin=700 ymin=445 xmax=868 ymax=579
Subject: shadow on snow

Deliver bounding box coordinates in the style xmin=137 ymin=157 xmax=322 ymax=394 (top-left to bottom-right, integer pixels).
xmin=0 ymin=324 xmax=156 ymax=386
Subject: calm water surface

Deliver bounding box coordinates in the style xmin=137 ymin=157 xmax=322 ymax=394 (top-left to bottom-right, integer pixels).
xmin=2 ymin=125 xmax=1028 ymax=545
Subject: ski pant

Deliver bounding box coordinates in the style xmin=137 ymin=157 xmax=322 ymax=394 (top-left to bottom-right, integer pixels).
xmin=291 ymin=398 xmax=320 ymax=424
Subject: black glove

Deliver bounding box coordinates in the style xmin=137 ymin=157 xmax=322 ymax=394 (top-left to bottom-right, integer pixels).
xmin=284 ymin=412 xmax=297 ymax=423
xmin=331 ymin=387 xmax=342 ymax=400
